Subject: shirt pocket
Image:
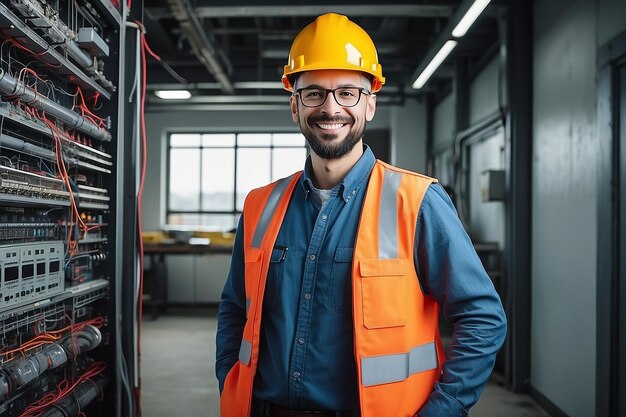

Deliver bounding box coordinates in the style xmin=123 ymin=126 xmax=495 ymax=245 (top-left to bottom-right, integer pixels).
xmin=327 ymin=247 xmax=354 ymax=315
xmin=358 ymin=258 xmax=413 ymax=329
xmin=264 ymin=246 xmax=288 ymax=312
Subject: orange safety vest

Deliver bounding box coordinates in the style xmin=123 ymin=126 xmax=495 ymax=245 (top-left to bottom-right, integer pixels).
xmin=220 ymin=160 xmax=445 ymax=417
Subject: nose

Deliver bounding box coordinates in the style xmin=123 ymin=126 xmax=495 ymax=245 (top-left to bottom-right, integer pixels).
xmin=319 ymin=91 xmax=342 ymax=115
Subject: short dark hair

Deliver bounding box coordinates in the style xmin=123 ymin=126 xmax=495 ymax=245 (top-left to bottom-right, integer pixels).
xmin=289 ymin=74 xmax=301 ymax=91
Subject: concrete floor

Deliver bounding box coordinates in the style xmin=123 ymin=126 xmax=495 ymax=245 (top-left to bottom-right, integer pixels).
xmin=140 ymin=311 xmax=550 ymax=417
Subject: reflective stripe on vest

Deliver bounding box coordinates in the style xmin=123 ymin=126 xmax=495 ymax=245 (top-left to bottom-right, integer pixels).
xmin=239 ymin=298 xmax=252 ymax=365
xmin=252 ymin=175 xmax=293 ymax=248
xmin=361 ymin=341 xmax=438 ymax=386
xmin=379 ymin=169 xmax=402 ymax=259
xmin=239 ymin=339 xmax=253 ymax=366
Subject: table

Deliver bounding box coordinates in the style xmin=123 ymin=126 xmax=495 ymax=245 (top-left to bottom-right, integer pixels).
xmin=143 ymin=242 xmax=232 ymax=319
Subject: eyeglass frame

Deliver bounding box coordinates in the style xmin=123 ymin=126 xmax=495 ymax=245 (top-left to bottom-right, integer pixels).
xmin=293 ymin=86 xmax=372 ymax=108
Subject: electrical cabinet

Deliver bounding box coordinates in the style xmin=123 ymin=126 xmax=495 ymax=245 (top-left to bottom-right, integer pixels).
xmin=0 ymin=1 xmax=139 ymax=416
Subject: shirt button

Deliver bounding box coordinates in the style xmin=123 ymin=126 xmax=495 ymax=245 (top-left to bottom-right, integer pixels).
xmin=298 ymin=338 xmax=305 ymax=344
xmin=304 ymin=293 xmax=311 ymax=300
xmin=309 ymin=254 xmax=316 ymax=261
xmin=352 ymin=190 xmax=356 ymax=195
xmin=321 ymin=214 xmax=328 ymax=221
xmin=293 ymin=371 xmax=301 ymax=379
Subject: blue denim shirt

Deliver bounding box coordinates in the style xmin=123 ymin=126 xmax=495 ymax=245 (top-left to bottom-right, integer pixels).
xmin=216 ymin=146 xmax=507 ymax=416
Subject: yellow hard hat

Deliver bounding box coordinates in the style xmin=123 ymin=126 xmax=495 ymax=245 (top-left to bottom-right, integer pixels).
xmin=282 ymin=13 xmax=385 ymax=93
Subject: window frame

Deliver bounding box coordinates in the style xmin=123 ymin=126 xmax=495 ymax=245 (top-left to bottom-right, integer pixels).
xmin=164 ymin=131 xmax=307 ymax=231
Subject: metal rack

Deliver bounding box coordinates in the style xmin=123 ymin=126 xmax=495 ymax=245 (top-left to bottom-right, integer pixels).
xmin=0 ymin=0 xmax=136 ymax=416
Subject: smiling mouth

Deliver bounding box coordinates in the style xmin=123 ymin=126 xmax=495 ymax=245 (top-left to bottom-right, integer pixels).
xmin=316 ymin=123 xmax=346 ymax=130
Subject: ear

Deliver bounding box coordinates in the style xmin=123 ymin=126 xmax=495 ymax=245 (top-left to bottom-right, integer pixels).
xmin=365 ymin=94 xmax=377 ymax=122
xmin=290 ymin=95 xmax=299 ymax=124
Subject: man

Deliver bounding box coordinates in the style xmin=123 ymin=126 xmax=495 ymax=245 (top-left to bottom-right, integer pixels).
xmin=216 ymin=13 xmax=506 ymax=417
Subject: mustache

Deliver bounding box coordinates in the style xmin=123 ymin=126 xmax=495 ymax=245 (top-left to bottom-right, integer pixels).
xmin=308 ymin=115 xmax=354 ymax=124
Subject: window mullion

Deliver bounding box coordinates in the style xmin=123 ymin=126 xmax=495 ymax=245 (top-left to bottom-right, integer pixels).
xmin=233 ymin=135 xmax=238 ymax=216
xmin=166 ymin=135 xmax=172 ymax=222
xmin=199 ymin=144 xmax=204 ymax=221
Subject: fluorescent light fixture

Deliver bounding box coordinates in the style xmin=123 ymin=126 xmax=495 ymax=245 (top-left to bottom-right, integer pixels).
xmin=412 ymin=40 xmax=458 ymax=89
xmin=452 ymin=0 xmax=491 ymax=37
xmin=154 ymin=90 xmax=192 ymax=100
xmin=234 ymin=81 xmax=284 ymax=89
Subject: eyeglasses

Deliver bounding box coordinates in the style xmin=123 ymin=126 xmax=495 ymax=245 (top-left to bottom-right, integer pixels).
xmin=294 ymin=87 xmax=370 ymax=108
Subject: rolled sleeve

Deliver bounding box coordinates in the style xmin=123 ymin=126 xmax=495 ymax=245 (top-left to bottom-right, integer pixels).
xmin=418 ymin=383 xmax=467 ymax=417
xmin=414 ymin=184 xmax=507 ymax=416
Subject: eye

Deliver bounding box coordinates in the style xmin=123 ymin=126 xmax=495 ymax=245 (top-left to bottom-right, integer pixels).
xmin=303 ymin=90 xmax=324 ymax=98
xmin=337 ymin=89 xmax=357 ymax=97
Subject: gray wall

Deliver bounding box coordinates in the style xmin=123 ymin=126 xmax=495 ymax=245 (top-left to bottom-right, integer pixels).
xmin=470 ymin=57 xmax=500 ymax=124
xmin=432 ymin=92 xmax=456 ymax=186
xmin=391 ymin=98 xmax=427 ymax=172
xmin=531 ymin=0 xmax=626 ymax=415
xmin=467 ymin=129 xmax=505 ymax=244
xmin=433 ymin=92 xmax=456 ymax=153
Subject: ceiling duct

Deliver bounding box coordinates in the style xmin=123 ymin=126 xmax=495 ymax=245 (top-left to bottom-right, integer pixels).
xmin=166 ymin=0 xmax=234 ymax=94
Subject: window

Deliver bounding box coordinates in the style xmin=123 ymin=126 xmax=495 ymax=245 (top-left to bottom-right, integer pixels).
xmin=166 ymin=133 xmax=307 ymax=230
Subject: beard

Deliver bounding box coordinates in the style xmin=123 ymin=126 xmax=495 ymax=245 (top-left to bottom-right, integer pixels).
xmin=299 ymin=113 xmax=366 ymax=159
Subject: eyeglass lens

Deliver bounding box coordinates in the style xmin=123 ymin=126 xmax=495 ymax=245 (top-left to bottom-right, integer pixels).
xmin=299 ymin=88 xmax=362 ymax=107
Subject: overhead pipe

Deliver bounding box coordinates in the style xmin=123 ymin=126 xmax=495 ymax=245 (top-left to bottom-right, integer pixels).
xmin=0 ymin=133 xmax=112 ymax=174
xmin=0 ymin=70 xmax=111 ymax=142
xmin=0 ymin=132 xmax=56 ymax=161
xmin=166 ymin=0 xmax=234 ymax=94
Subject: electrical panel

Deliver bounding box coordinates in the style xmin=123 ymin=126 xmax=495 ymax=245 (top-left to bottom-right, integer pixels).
xmin=0 ymin=1 xmax=130 ymax=416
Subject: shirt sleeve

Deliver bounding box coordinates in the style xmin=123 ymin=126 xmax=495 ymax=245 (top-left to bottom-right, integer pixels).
xmin=414 ymin=183 xmax=507 ymax=417
xmin=215 ymin=216 xmax=247 ymax=393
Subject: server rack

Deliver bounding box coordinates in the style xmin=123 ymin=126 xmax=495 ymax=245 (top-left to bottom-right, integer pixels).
xmin=0 ymin=1 xmax=140 ymax=416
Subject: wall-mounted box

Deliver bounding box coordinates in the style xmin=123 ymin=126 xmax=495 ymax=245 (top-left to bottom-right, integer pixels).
xmin=481 ymin=170 xmax=505 ymax=202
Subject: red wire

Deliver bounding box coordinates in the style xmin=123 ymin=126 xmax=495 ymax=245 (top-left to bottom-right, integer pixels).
xmin=136 ymin=38 xmax=145 ymax=353
xmin=142 ymin=38 xmax=161 ymax=62
xmin=75 ymin=86 xmax=106 ymax=127
xmin=132 ymin=22 xmax=153 ymax=417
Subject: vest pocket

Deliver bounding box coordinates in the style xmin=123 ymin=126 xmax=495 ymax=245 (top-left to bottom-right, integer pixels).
xmin=358 ymin=258 xmax=413 ymax=329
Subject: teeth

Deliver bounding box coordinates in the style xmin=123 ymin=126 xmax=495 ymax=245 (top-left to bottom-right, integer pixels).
xmin=318 ymin=123 xmax=344 ymax=129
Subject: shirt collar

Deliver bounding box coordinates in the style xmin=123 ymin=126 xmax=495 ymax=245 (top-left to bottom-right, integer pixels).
xmin=300 ymin=144 xmax=376 ymax=202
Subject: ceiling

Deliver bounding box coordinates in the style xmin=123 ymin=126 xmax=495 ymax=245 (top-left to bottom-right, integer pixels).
xmin=143 ymin=0 xmax=501 ymax=107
